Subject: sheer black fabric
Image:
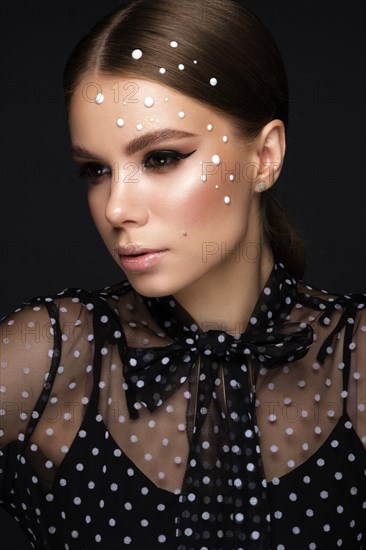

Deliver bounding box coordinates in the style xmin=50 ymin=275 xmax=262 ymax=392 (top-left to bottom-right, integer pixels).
xmin=0 ymin=261 xmax=365 ymax=549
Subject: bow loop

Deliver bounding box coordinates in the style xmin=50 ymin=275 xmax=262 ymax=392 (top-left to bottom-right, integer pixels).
xmin=124 ymin=342 xmax=196 ymax=417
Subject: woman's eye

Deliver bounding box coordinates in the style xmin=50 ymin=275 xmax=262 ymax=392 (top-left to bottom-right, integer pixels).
xmin=78 ymin=163 xmax=111 ymax=185
xmin=143 ymin=149 xmax=196 ymax=171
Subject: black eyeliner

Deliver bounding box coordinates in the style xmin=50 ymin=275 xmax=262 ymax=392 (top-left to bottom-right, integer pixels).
xmin=143 ymin=149 xmax=196 ymax=169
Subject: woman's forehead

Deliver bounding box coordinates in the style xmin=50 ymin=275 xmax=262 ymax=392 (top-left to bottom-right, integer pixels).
xmin=69 ymin=75 xmax=238 ymax=139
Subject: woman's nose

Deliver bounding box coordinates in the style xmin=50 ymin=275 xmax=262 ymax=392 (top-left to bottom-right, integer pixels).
xmin=105 ymin=162 xmax=148 ymax=228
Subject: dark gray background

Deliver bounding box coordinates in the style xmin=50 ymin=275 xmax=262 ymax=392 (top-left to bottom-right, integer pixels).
xmin=1 ymin=0 xmax=365 ymax=547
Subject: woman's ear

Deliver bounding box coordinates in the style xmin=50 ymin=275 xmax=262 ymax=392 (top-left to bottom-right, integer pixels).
xmin=254 ymin=119 xmax=286 ymax=192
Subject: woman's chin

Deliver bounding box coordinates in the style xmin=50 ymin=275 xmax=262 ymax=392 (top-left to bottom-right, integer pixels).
xmin=123 ymin=272 xmax=178 ymax=298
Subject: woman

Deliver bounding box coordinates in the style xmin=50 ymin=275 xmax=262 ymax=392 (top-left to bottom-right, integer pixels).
xmin=1 ymin=0 xmax=365 ymax=548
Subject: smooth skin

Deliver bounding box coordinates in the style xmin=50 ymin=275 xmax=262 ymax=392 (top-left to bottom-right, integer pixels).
xmin=69 ymin=76 xmax=286 ymax=335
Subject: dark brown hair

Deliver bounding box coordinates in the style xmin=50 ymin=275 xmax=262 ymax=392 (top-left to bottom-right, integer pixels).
xmin=64 ymin=0 xmax=306 ymax=277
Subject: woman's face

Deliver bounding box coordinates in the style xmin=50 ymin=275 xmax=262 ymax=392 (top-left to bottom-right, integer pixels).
xmin=69 ymin=76 xmax=265 ymax=298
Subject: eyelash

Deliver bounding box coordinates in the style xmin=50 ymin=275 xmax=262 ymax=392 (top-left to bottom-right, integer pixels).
xmin=77 ymin=149 xmax=196 ymax=185
xmin=143 ymin=149 xmax=196 ymax=171
xmin=78 ymin=163 xmax=111 ymax=185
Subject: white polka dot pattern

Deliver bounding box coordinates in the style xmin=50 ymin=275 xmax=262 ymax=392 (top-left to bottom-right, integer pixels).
xmin=0 ymin=261 xmax=365 ymax=549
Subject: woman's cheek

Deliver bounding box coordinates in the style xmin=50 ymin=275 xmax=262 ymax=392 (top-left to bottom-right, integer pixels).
xmin=162 ymin=168 xmax=230 ymax=228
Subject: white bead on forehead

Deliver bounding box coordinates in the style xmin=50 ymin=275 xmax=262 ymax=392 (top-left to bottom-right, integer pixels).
xmin=144 ymin=96 xmax=155 ymax=108
xmin=95 ymin=93 xmax=104 ymax=104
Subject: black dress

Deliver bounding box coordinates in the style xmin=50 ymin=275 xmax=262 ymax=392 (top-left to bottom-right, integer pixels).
xmin=0 ymin=261 xmax=365 ymax=549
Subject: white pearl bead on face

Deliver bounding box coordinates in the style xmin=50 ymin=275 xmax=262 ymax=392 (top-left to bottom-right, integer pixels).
xmin=144 ymin=96 xmax=155 ymax=108
xmin=95 ymin=93 xmax=104 ymax=104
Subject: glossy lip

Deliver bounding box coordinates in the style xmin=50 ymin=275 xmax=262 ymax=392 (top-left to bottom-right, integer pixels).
xmin=117 ymin=246 xmax=168 ymax=273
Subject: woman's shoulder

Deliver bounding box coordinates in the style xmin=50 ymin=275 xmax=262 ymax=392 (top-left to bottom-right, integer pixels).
xmin=0 ymin=278 xmax=135 ymax=326
xmin=0 ymin=278 xmax=147 ymax=362
xmin=26 ymin=278 xmax=133 ymax=308
xmin=295 ymin=272 xmax=366 ymax=309
xmin=0 ymin=280 xmax=133 ymax=447
xmin=295 ymin=272 xmax=366 ymax=348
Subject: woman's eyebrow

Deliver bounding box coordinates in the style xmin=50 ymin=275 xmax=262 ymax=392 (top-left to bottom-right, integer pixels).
xmin=71 ymin=145 xmax=103 ymax=161
xmin=71 ymin=129 xmax=198 ymax=161
xmin=125 ymin=129 xmax=197 ymax=155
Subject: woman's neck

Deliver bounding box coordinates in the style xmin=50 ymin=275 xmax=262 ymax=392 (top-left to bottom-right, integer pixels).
xmin=173 ymin=243 xmax=274 ymax=336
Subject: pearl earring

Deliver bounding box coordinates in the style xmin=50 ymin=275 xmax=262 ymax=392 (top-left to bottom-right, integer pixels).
xmin=224 ymin=196 xmax=231 ymax=205
xmin=258 ymin=181 xmax=267 ymax=192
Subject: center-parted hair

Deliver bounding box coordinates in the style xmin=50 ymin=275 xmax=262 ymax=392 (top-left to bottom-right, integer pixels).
xmin=64 ymin=0 xmax=306 ymax=277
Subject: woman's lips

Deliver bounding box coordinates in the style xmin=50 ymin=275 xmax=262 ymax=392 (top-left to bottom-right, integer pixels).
xmin=118 ymin=249 xmax=168 ymax=273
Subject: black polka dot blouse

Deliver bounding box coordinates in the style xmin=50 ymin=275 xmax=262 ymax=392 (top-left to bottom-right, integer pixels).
xmin=0 ymin=261 xmax=365 ymax=549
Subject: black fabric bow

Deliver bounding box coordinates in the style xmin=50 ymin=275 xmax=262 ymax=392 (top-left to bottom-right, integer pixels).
xmin=120 ymin=263 xmax=315 ymax=549
xmin=123 ymin=323 xmax=314 ymax=418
